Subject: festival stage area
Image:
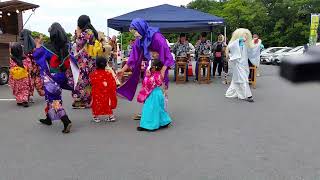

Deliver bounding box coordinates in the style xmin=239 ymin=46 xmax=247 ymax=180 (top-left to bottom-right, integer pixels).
xmin=0 ymin=65 xmax=320 ymax=180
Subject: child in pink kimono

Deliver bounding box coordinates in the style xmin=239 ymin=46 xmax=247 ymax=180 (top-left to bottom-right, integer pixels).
xmin=136 ymin=59 xmax=171 ymax=131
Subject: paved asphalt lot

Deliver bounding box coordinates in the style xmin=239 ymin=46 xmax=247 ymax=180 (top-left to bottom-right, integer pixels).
xmin=0 ymin=65 xmax=320 ymax=180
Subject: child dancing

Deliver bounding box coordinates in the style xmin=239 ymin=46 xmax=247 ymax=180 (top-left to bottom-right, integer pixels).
xmin=136 ymin=59 xmax=172 ymax=131
xmin=89 ymin=57 xmax=117 ymax=122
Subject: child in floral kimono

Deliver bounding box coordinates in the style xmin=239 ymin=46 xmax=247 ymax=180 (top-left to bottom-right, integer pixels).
xmin=89 ymin=57 xmax=117 ymax=123
xmin=136 ymin=59 xmax=172 ymax=131
xmin=8 ymin=43 xmax=32 ymax=107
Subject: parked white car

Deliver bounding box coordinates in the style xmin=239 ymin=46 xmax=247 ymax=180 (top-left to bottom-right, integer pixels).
xmin=275 ymin=46 xmax=305 ymax=65
xmin=272 ymin=46 xmax=304 ymax=65
xmin=269 ymin=47 xmax=294 ymax=65
xmin=260 ymin=47 xmax=290 ymax=64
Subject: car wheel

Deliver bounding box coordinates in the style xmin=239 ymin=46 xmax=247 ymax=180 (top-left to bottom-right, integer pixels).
xmin=272 ymin=60 xmax=278 ymax=65
xmin=0 ymin=68 xmax=9 ymax=85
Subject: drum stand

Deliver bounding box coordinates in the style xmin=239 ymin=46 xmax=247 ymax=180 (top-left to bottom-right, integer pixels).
xmin=176 ymin=61 xmax=187 ymax=84
xmin=198 ymin=61 xmax=211 ymax=84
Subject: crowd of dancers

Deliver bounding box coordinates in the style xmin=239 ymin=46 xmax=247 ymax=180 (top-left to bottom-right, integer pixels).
xmin=7 ymin=15 xmax=262 ymax=134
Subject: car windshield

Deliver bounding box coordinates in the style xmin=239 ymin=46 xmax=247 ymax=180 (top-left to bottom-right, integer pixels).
xmin=282 ymin=48 xmax=292 ymax=52
xmin=269 ymin=48 xmax=283 ymax=53
xmin=289 ymin=46 xmax=303 ymax=52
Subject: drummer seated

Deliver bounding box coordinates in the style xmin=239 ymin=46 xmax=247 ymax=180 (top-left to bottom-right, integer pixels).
xmin=194 ymin=32 xmax=212 ymax=81
xmin=172 ymin=33 xmax=191 ymax=81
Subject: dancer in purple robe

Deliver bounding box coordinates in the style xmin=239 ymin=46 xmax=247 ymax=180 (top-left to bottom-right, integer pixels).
xmin=117 ymin=18 xmax=174 ymax=121
xmin=33 ymin=23 xmax=73 ymax=134
xmin=117 ymin=18 xmax=174 ymax=102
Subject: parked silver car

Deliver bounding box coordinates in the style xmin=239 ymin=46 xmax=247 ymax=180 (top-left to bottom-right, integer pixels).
xmin=260 ymin=47 xmax=290 ymax=64
xmin=273 ymin=46 xmax=305 ymax=65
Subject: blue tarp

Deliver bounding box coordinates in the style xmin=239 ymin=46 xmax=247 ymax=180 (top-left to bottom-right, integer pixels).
xmin=107 ymin=4 xmax=225 ymax=33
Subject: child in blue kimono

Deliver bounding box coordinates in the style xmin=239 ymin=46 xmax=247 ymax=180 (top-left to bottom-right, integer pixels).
xmin=136 ymin=59 xmax=172 ymax=131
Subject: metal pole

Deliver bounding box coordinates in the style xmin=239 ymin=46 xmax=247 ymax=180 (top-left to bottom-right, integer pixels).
xmin=107 ymin=27 xmax=109 ymax=38
xmin=120 ymin=32 xmax=123 ymax=60
xmin=22 ymin=10 xmax=35 ymax=28
xmin=224 ymin=25 xmax=227 ymax=43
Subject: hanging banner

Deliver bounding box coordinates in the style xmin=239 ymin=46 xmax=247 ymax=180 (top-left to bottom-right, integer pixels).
xmin=309 ymin=14 xmax=320 ymax=46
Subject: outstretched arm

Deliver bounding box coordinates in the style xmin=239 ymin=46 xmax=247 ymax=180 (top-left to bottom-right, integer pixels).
xmin=117 ymin=40 xmax=141 ymax=78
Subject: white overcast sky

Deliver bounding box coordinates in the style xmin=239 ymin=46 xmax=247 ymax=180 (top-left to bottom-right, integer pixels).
xmin=7 ymin=0 xmax=193 ymax=36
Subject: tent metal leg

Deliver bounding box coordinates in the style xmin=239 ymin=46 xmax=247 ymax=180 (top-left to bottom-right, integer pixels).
xmin=120 ymin=32 xmax=123 ymax=60
xmin=224 ymin=26 xmax=227 ymax=43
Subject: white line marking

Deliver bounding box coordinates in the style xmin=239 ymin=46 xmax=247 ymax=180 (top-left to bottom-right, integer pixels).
xmin=0 ymin=99 xmax=16 ymax=101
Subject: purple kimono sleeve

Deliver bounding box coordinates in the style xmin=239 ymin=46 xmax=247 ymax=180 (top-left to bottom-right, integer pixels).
xmin=153 ymin=33 xmax=175 ymax=68
xmin=117 ymin=40 xmax=143 ymax=101
xmin=126 ymin=40 xmax=141 ymax=70
xmin=33 ymin=46 xmax=45 ymax=59
xmin=33 ymin=46 xmax=51 ymax=76
xmin=151 ymin=33 xmax=175 ymax=87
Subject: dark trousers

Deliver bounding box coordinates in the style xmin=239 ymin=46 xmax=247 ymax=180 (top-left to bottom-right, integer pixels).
xmin=212 ymin=59 xmax=223 ymax=76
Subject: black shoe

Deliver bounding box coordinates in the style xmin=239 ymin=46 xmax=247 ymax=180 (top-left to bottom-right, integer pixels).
xmin=17 ymin=103 xmax=23 ymax=106
xmin=137 ymin=127 xmax=155 ymax=132
xmin=61 ymin=115 xmax=72 ymax=133
xmin=22 ymin=102 xmax=29 ymax=107
xmin=159 ymin=123 xmax=171 ymax=129
xmin=62 ymin=123 xmax=72 ymax=134
xmin=246 ymin=97 xmax=255 ymax=103
xmin=39 ymin=116 xmax=52 ymax=126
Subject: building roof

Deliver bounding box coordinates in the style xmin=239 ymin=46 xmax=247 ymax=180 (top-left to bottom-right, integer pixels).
xmin=0 ymin=0 xmax=39 ymax=12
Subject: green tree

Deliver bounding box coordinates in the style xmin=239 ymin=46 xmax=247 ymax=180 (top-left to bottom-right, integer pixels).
xmin=114 ymin=0 xmax=320 ymax=49
xmin=66 ymin=33 xmax=73 ymax=42
xmin=187 ymin=0 xmax=217 ymax=13
xmin=188 ymin=0 xmax=320 ymax=47
xmin=31 ymin=31 xmax=50 ymax=43
xmin=31 ymin=31 xmax=74 ymax=44
xmin=117 ymin=32 xmax=135 ymax=51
